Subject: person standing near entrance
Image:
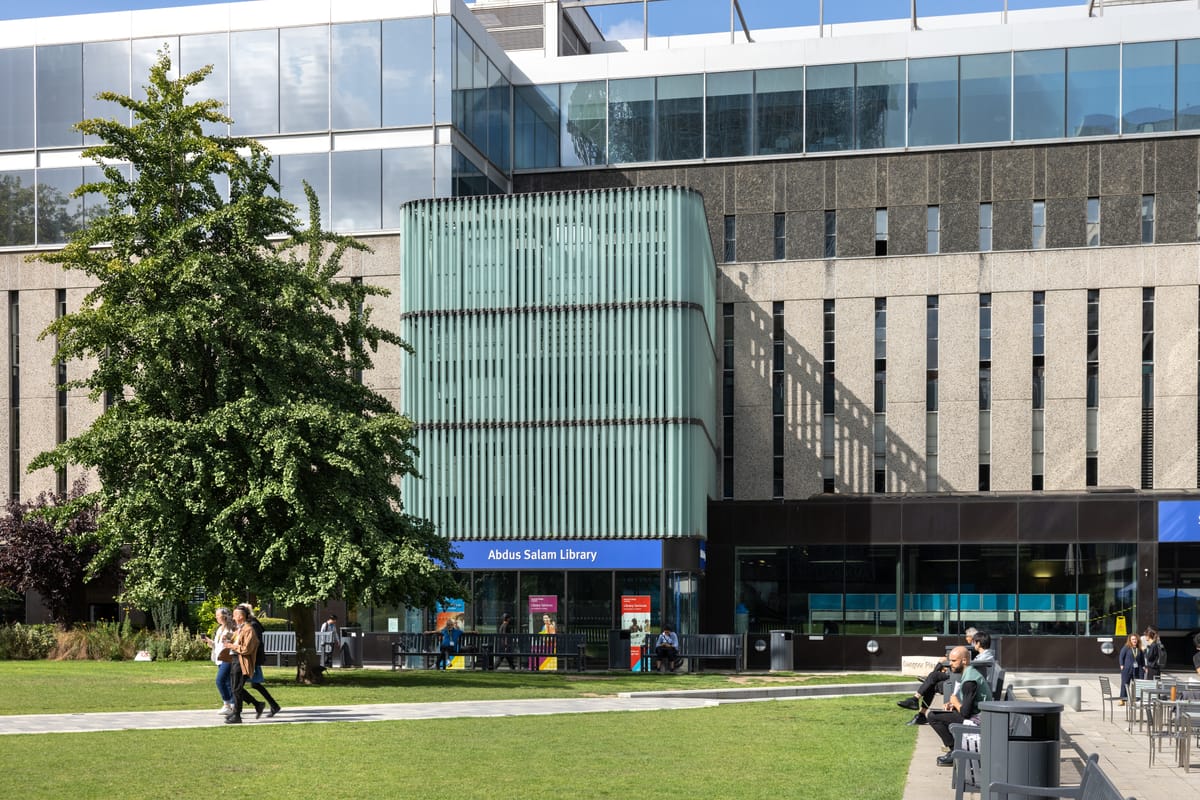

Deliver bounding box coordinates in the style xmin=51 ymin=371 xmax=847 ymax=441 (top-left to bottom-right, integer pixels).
xmin=1117 ymin=633 xmax=1143 ymax=704
xmin=497 ymin=612 xmax=516 ymax=670
xmin=320 ymin=613 xmax=341 ymax=668
xmin=1143 ymin=628 xmax=1165 ymax=679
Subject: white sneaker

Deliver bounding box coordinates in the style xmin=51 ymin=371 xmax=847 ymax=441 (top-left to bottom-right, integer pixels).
xmin=220 ymin=704 xmax=234 ymax=716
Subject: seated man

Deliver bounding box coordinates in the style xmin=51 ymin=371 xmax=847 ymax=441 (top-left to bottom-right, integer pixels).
xmin=655 ymin=626 xmax=681 ymax=673
xmin=971 ymin=630 xmax=995 ymax=665
xmin=897 ymin=627 xmax=979 ymax=725
xmin=929 ymin=646 xmax=992 ymax=767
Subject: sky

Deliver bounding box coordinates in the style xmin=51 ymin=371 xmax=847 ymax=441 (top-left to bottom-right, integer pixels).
xmin=0 ymin=0 xmax=1083 ymax=34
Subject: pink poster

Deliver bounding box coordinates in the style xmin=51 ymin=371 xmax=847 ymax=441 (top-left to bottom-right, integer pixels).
xmin=528 ymin=595 xmax=558 ymax=670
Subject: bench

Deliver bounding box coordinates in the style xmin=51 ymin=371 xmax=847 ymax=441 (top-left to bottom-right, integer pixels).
xmin=261 ymin=631 xmax=296 ymax=666
xmin=639 ymin=633 xmax=744 ymax=673
xmin=390 ymin=632 xmax=587 ymax=672
xmin=989 ymin=753 xmax=1133 ymax=800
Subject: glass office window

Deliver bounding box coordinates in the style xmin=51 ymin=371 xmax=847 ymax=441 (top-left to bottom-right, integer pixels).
xmin=434 ymin=16 xmax=452 ymax=125
xmin=230 ymin=29 xmax=278 ymax=135
xmin=1066 ymin=45 xmax=1118 ymax=137
xmin=514 ymin=84 xmax=559 ymax=169
xmin=961 ymin=52 xmax=1011 ymax=144
xmin=900 ymin=544 xmax=958 ymax=635
xmin=383 ymin=17 xmax=435 ymax=129
xmin=755 ymin=67 xmax=803 ymax=155
xmin=331 ymin=149 xmax=381 ymax=232
xmin=856 ymin=60 xmax=905 ymax=150
xmin=979 ymin=203 xmax=993 ymax=252
xmin=83 ymin=41 xmax=131 ymax=142
xmin=382 ymin=146 xmax=434 ymax=228
xmin=36 ymin=167 xmax=83 ymax=245
xmin=0 ymin=170 xmax=35 ymax=245
xmin=36 ymin=44 xmax=83 ymax=148
xmin=0 ymin=49 xmax=35 ymax=150
xmin=278 ymin=152 xmax=329 ymax=230
xmin=806 ymin=63 xmax=854 ymax=152
xmin=1122 ymin=41 xmax=1175 ymax=133
xmin=280 ymin=26 xmax=329 ymax=133
xmin=1179 ymin=39 xmax=1200 ymax=130
xmin=1014 ymin=49 xmax=1065 ymax=140
xmin=333 ymin=22 xmax=381 ymax=131
xmin=179 ymin=34 xmax=227 ymax=137
xmin=488 ymin=60 xmax=511 ymax=172
xmin=468 ymin=41 xmax=490 ymax=153
xmin=656 ymin=74 xmax=703 ymax=161
xmin=131 ymin=37 xmax=177 ymax=103
xmin=907 ymin=56 xmax=958 ymax=147
xmin=705 ymin=71 xmax=752 ymax=158
xmin=608 ymin=77 xmax=654 ymax=164
xmin=560 ymin=81 xmax=606 ymax=167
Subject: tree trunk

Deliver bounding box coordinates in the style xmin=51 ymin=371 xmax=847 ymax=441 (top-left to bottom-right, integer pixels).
xmin=290 ymin=603 xmax=323 ymax=684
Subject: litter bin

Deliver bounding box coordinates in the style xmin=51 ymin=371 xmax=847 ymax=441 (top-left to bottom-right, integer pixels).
xmin=769 ymin=630 xmax=794 ymax=672
xmin=979 ymin=700 xmax=1062 ymax=800
xmin=340 ymin=627 xmax=364 ymax=668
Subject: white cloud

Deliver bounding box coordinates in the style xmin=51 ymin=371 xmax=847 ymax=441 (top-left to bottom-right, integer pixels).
xmin=604 ymin=18 xmax=646 ymax=42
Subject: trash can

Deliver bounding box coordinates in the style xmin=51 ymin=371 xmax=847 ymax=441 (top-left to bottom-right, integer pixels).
xmin=769 ymin=630 xmax=794 ymax=672
xmin=979 ymin=700 xmax=1062 ymax=800
xmin=608 ymin=629 xmax=632 ymax=670
xmin=340 ymin=627 xmax=364 ymax=668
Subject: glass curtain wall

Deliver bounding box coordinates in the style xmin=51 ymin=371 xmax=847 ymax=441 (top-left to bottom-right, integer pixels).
xmin=735 ymin=542 xmax=1136 ymax=636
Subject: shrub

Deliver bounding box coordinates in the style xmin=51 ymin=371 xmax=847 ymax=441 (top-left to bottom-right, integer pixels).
xmin=259 ymin=616 xmax=290 ymax=631
xmin=52 ymin=620 xmax=137 ymax=661
xmin=0 ymin=623 xmax=57 ymax=659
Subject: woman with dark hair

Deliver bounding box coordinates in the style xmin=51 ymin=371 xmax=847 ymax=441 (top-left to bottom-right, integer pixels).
xmin=224 ymin=605 xmax=261 ymax=724
xmin=236 ymin=603 xmax=281 ymax=717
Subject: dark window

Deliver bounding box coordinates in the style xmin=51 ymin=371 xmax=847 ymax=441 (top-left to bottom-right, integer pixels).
xmin=724 ymin=215 xmax=736 ymax=262
xmin=875 ymin=208 xmax=888 ymax=256
xmin=774 ymin=212 xmax=786 ymax=260
xmin=824 ymin=210 xmax=837 ymax=258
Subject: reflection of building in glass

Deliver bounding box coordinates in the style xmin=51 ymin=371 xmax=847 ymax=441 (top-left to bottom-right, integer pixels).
xmin=2 ymin=0 xmax=1200 ymax=670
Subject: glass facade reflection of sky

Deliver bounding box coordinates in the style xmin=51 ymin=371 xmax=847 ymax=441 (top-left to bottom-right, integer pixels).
xmin=1122 ymin=41 xmax=1174 ymax=133
xmin=1179 ymin=39 xmax=1200 ymax=130
xmin=706 ymin=71 xmax=752 ymax=158
xmin=180 ymin=34 xmax=228 ymax=137
xmin=908 ymin=56 xmax=957 ymax=147
xmin=856 ymin=60 xmax=905 ymax=150
xmin=0 ymin=49 xmax=33 ymax=150
xmin=333 ymin=22 xmax=381 ymax=131
xmin=1067 ymin=45 xmax=1118 ymax=137
xmin=806 ymin=63 xmax=854 ymax=152
xmin=755 ymin=68 xmax=803 ymax=155
xmin=230 ymin=29 xmax=278 ymax=136
xmin=36 ymin=44 xmax=83 ymax=148
xmin=1014 ymin=49 xmax=1065 ymax=140
xmin=960 ymin=52 xmax=1011 ymax=143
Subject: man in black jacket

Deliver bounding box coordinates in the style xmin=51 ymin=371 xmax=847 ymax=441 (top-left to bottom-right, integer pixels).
xmin=897 ymin=627 xmax=980 ymax=725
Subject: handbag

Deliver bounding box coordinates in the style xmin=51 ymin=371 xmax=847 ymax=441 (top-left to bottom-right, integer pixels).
xmin=217 ymin=647 xmax=233 ymax=663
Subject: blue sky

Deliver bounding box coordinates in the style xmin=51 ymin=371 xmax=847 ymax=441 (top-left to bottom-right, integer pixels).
xmin=0 ymin=0 xmax=1081 ymax=33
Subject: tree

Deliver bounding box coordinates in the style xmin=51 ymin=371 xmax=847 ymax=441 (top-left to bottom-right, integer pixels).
xmin=31 ymin=51 xmax=461 ymax=682
xmin=0 ymin=482 xmax=97 ymax=625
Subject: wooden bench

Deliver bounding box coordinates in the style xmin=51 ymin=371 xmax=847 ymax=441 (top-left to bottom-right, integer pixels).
xmin=989 ymin=753 xmax=1133 ymax=800
xmin=639 ymin=633 xmax=744 ymax=673
xmin=390 ymin=632 xmax=587 ymax=672
xmin=260 ymin=631 xmax=296 ymax=666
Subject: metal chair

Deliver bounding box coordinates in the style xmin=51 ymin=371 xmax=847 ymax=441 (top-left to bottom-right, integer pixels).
xmin=1097 ymin=675 xmax=1118 ymax=723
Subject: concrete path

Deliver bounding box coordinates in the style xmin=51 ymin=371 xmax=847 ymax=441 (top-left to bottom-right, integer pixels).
xmin=901 ymin=673 xmax=1200 ymax=800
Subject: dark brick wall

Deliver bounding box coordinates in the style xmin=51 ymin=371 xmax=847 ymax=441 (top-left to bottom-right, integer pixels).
xmin=511 ymin=137 xmax=1200 ymax=264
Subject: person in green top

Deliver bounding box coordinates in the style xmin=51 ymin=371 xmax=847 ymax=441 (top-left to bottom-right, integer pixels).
xmin=930 ymin=646 xmax=993 ymax=767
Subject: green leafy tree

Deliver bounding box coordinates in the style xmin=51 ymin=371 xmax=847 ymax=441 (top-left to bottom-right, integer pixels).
xmin=31 ymin=51 xmax=461 ymax=682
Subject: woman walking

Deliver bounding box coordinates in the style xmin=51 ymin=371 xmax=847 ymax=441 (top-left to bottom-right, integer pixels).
xmin=200 ymin=607 xmax=237 ymax=716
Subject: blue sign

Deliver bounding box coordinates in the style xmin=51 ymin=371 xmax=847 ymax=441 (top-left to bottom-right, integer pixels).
xmin=449 ymin=540 xmax=663 ymax=570
xmin=1158 ymin=500 xmax=1200 ymax=542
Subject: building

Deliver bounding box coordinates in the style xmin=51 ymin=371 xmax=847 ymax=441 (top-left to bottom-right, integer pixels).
xmin=1 ymin=0 xmax=1199 ymax=670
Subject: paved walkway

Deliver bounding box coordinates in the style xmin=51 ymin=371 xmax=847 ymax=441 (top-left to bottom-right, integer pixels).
xmin=901 ymin=673 xmax=1200 ymax=800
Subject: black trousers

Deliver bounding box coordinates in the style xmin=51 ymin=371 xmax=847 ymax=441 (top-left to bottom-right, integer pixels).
xmin=655 ymin=645 xmax=679 ymax=671
xmin=230 ymin=663 xmax=257 ymax=718
xmin=916 ymin=669 xmax=951 ymax=707
xmin=927 ymin=708 xmax=965 ymax=748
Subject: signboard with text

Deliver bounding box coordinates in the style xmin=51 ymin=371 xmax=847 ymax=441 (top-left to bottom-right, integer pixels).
xmin=450 ymin=540 xmax=663 ymax=570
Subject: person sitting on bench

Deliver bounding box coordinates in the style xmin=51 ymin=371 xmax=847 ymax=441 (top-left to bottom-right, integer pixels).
xmin=930 ymin=646 xmax=992 ymax=767
xmin=897 ymin=627 xmax=980 ymax=724
xmin=655 ymin=626 xmax=681 ymax=673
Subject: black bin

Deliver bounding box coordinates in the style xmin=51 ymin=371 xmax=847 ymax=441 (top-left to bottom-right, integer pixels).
xmin=340 ymin=627 xmax=363 ymax=668
xmin=608 ymin=629 xmax=635 ymax=670
xmin=979 ymin=700 xmax=1062 ymax=800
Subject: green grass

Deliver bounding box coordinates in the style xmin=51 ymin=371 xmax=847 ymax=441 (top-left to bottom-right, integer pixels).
xmin=4 ymin=697 xmax=915 ymax=800
xmin=0 ymin=660 xmax=912 ymax=715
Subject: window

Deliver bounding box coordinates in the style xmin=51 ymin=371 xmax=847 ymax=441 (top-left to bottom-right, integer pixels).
xmin=875 ymin=208 xmax=888 ymax=256
xmin=979 ymin=294 xmax=991 ymax=491
xmin=722 ymin=303 xmax=735 ymax=499
xmin=724 ymin=215 xmax=736 ymax=262
xmin=926 ymin=296 xmax=939 ymax=492
xmin=772 ymin=302 xmax=784 ymax=499
xmin=8 ymin=291 xmax=18 ymax=501
xmin=979 ymin=203 xmax=993 ymax=252
xmin=822 ymin=299 xmax=835 ymax=493
xmin=1086 ymin=289 xmax=1099 ymax=487
xmin=874 ymin=298 xmax=887 ymax=493
xmin=1032 ymin=292 xmax=1046 ymax=491
xmin=1142 ymin=288 xmax=1154 ymax=489
xmin=824 ymin=210 xmax=837 ymax=258
xmin=926 ymin=206 xmax=940 ymax=254
xmin=1142 ymin=195 xmax=1155 ymax=244
xmin=774 ymin=212 xmax=786 ymax=260
xmin=55 ymin=289 xmax=66 ymax=496
xmin=1032 ymin=200 xmax=1046 ymax=249
xmin=1086 ymin=197 xmax=1100 ymax=246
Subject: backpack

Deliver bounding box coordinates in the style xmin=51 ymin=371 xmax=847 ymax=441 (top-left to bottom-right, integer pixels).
xmin=1147 ymin=641 xmax=1167 ymax=670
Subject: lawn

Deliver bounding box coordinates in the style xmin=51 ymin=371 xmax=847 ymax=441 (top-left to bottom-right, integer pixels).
xmin=0 ymin=660 xmax=913 ymax=714
xmin=4 ymin=696 xmax=915 ymax=800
